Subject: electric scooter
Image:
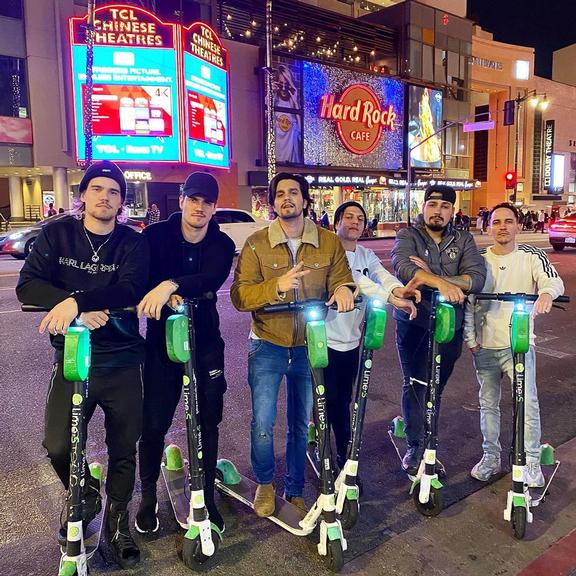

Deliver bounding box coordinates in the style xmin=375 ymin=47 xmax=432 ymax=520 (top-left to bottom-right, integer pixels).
xmin=216 ymin=299 xmax=350 ymax=572
xmin=22 ymin=304 xmax=114 ymax=576
xmin=160 ymin=295 xmax=222 ymax=567
xmin=388 ymin=290 xmax=455 ymax=517
xmin=473 ymin=292 xmax=570 ymax=539
xmin=332 ymin=298 xmax=387 ymax=530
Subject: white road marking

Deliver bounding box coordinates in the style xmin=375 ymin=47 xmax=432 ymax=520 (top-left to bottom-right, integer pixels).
xmin=535 ymin=346 xmax=572 ymax=359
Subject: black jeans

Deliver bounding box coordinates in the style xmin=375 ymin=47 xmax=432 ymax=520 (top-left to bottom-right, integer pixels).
xmin=138 ymin=342 xmax=226 ymax=508
xmin=395 ymin=321 xmax=463 ymax=448
xmin=43 ymin=363 xmax=143 ymax=506
xmin=324 ymin=347 xmax=360 ymax=469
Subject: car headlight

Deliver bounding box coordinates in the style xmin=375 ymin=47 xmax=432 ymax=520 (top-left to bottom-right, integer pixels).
xmin=8 ymin=232 xmax=24 ymax=240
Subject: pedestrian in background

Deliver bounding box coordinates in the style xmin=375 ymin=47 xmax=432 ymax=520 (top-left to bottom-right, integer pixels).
xmin=145 ymin=203 xmax=161 ymax=226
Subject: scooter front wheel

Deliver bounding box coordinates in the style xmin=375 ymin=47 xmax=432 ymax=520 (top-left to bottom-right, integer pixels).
xmin=181 ymin=531 xmax=220 ymax=567
xmin=324 ymin=539 xmax=344 ymax=573
xmin=413 ymin=485 xmax=443 ymax=517
xmin=340 ymin=498 xmax=359 ymax=531
xmin=512 ymin=506 xmax=527 ymax=540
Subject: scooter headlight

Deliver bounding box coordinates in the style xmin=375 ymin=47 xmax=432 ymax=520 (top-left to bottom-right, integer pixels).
xmin=306 ymin=307 xmax=321 ymax=321
xmin=514 ymin=301 xmax=525 ymax=312
xmin=371 ymin=298 xmax=384 ymax=309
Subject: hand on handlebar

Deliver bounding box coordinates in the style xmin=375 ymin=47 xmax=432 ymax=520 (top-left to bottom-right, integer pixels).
xmin=437 ymin=279 xmax=465 ymax=305
xmin=39 ymin=297 xmax=79 ymax=336
xmin=533 ymin=293 xmax=553 ymax=316
xmin=138 ymin=280 xmax=178 ymax=320
xmin=326 ymin=285 xmax=355 ymax=312
xmin=78 ymin=310 xmax=110 ymax=330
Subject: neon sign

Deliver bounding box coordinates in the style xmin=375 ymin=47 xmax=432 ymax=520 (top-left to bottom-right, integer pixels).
xmin=182 ymin=22 xmax=230 ymax=168
xmin=319 ymin=84 xmax=398 ymax=155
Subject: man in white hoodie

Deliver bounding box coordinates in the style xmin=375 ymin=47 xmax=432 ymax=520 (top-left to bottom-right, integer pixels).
xmin=324 ymin=201 xmax=420 ymax=471
xmin=464 ymin=203 xmax=564 ymax=487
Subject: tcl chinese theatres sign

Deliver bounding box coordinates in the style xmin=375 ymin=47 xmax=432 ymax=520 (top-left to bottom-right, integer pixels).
xmin=319 ymin=84 xmax=398 ymax=155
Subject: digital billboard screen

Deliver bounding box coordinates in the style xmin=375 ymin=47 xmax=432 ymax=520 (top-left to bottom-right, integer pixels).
xmin=182 ymin=23 xmax=230 ymax=169
xmin=302 ymin=61 xmax=404 ymax=170
xmin=69 ymin=6 xmax=182 ymax=162
xmin=408 ymin=85 xmax=443 ymax=169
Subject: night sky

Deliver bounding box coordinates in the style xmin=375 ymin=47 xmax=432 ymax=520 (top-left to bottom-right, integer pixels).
xmin=467 ymin=0 xmax=576 ymax=78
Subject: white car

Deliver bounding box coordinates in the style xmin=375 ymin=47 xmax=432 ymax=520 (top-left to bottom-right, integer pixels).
xmin=214 ymin=208 xmax=269 ymax=253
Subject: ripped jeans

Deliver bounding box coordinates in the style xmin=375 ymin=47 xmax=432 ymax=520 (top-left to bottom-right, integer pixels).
xmin=247 ymin=339 xmax=312 ymax=498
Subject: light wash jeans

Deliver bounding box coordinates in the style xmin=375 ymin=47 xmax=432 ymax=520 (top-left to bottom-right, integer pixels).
xmin=247 ymin=339 xmax=312 ymax=498
xmin=472 ymin=346 xmax=541 ymax=463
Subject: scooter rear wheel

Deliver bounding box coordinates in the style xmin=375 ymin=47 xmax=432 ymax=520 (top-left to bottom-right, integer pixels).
xmin=181 ymin=530 xmax=220 ymax=567
xmin=413 ymin=485 xmax=443 ymax=517
xmin=340 ymin=498 xmax=359 ymax=531
xmin=512 ymin=506 xmax=527 ymax=540
xmin=324 ymin=539 xmax=344 ymax=573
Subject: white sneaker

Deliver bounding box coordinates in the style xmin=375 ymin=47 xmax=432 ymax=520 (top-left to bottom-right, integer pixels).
xmin=470 ymin=454 xmax=501 ymax=482
xmin=525 ymin=462 xmax=545 ymax=488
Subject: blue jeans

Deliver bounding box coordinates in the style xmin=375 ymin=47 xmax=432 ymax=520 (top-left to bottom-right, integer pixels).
xmin=248 ymin=339 xmax=312 ymax=497
xmin=473 ymin=346 xmax=541 ymax=463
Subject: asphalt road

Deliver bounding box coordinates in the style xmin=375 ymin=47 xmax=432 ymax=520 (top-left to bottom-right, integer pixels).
xmin=0 ymin=233 xmax=574 ymax=576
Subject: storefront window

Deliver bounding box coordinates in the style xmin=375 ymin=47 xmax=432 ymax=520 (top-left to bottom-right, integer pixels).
xmin=0 ymin=0 xmax=23 ymax=19
xmin=252 ymin=187 xmax=274 ymax=220
xmin=309 ymin=187 xmax=336 ymax=221
xmin=0 ymin=56 xmax=28 ymax=118
xmin=125 ymin=182 xmax=147 ymax=217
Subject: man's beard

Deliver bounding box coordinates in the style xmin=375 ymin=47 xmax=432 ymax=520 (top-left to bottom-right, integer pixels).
xmin=426 ymin=221 xmax=446 ymax=232
xmin=279 ymin=206 xmax=303 ymax=220
xmin=89 ymin=209 xmax=116 ymax=223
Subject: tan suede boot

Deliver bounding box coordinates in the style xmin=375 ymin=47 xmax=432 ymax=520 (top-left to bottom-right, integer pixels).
xmin=254 ymin=483 xmax=275 ymax=517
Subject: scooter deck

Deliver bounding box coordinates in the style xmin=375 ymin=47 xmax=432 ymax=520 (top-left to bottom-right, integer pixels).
xmin=59 ymin=496 xmax=106 ymax=559
xmin=161 ymin=463 xmax=190 ymax=529
xmin=215 ymin=473 xmax=309 ymax=535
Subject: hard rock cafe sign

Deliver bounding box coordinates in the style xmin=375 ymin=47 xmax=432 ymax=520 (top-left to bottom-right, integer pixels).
xmin=319 ymin=84 xmax=398 ymax=155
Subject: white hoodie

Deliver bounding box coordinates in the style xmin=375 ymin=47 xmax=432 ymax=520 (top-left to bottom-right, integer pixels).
xmin=464 ymin=244 xmax=564 ymax=349
xmin=326 ymin=244 xmax=403 ymax=351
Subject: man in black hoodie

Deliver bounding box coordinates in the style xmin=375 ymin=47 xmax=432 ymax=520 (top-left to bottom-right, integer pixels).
xmin=136 ymin=172 xmax=235 ymax=536
xmin=16 ymin=160 xmax=149 ymax=569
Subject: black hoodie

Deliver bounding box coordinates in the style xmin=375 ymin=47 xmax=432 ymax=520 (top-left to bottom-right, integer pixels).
xmin=142 ymin=212 xmax=235 ymax=356
xmin=16 ymin=216 xmax=149 ymax=366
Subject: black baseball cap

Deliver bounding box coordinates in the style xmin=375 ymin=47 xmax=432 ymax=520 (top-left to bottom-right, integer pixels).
xmin=79 ymin=161 xmax=126 ymax=200
xmin=424 ymin=184 xmax=456 ymax=205
xmin=182 ymin=172 xmax=219 ymax=203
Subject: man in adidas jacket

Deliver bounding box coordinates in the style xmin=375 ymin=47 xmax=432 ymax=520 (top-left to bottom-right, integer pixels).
xmin=464 ymin=203 xmax=564 ymax=488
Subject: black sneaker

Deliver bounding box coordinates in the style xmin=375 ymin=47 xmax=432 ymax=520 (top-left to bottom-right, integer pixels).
xmin=135 ymin=495 xmax=159 ymax=534
xmin=206 ymin=502 xmax=225 ymax=534
xmin=105 ymin=503 xmax=140 ymax=569
xmin=402 ymin=445 xmax=421 ymax=476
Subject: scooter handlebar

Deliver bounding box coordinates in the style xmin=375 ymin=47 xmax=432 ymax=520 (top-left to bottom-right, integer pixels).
xmin=473 ymin=293 xmax=570 ymax=304
xmin=21 ymin=304 xmax=138 ymax=315
xmin=260 ymin=296 xmax=363 ymax=314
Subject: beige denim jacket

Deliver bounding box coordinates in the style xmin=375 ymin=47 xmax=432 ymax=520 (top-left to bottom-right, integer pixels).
xmin=230 ymin=218 xmax=354 ymax=347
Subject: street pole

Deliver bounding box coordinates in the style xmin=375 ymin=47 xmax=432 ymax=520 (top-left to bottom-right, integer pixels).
xmin=512 ymin=95 xmax=521 ymax=205
xmin=264 ymin=0 xmax=276 ymax=185
xmin=84 ymin=0 xmax=96 ymax=166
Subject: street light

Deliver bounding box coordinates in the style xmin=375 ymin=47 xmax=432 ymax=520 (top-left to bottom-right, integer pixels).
xmin=511 ymin=90 xmax=549 ymax=205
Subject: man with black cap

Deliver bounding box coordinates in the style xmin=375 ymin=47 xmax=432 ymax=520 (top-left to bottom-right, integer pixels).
xmin=17 ymin=160 xmax=149 ymax=569
xmin=324 ymin=201 xmax=420 ymax=472
xmin=231 ymin=172 xmax=355 ymax=518
xmin=136 ymin=172 xmax=235 ymax=536
xmin=391 ymin=185 xmax=486 ymax=475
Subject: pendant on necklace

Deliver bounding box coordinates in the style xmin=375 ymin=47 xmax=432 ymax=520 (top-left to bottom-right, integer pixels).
xmin=91 ymin=254 xmax=99 ymax=263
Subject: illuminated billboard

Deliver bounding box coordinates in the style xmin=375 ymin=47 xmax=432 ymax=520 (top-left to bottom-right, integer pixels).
xmin=69 ymin=5 xmax=181 ymax=163
xmin=408 ymin=85 xmax=443 ymax=169
xmin=182 ymin=22 xmax=230 ymax=168
xmin=302 ymin=61 xmax=404 ymax=170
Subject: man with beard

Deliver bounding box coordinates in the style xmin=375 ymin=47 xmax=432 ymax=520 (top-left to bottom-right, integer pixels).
xmin=231 ymin=172 xmax=355 ymax=517
xmin=136 ymin=172 xmax=235 ymax=535
xmin=391 ymin=185 xmax=486 ymax=476
xmin=465 ymin=203 xmax=564 ymax=486
xmin=17 ymin=161 xmax=149 ymax=569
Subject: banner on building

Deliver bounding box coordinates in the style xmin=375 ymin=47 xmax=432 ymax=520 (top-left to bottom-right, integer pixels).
xmin=543 ymin=119 xmax=555 ymax=191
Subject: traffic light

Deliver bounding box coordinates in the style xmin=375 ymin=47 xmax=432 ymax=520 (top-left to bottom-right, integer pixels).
xmin=505 ymin=170 xmax=517 ymax=189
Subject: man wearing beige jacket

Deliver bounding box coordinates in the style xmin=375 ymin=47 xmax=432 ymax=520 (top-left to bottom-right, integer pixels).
xmin=231 ymin=172 xmax=354 ymax=517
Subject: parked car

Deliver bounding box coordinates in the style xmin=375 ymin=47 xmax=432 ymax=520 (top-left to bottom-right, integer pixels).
xmin=1 ymin=212 xmax=145 ymax=259
xmin=213 ymin=208 xmax=269 ymax=253
xmin=548 ymin=213 xmax=576 ymax=251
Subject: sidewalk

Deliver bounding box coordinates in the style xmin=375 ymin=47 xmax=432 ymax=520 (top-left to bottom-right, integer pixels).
xmin=346 ymin=436 xmax=576 ymax=576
